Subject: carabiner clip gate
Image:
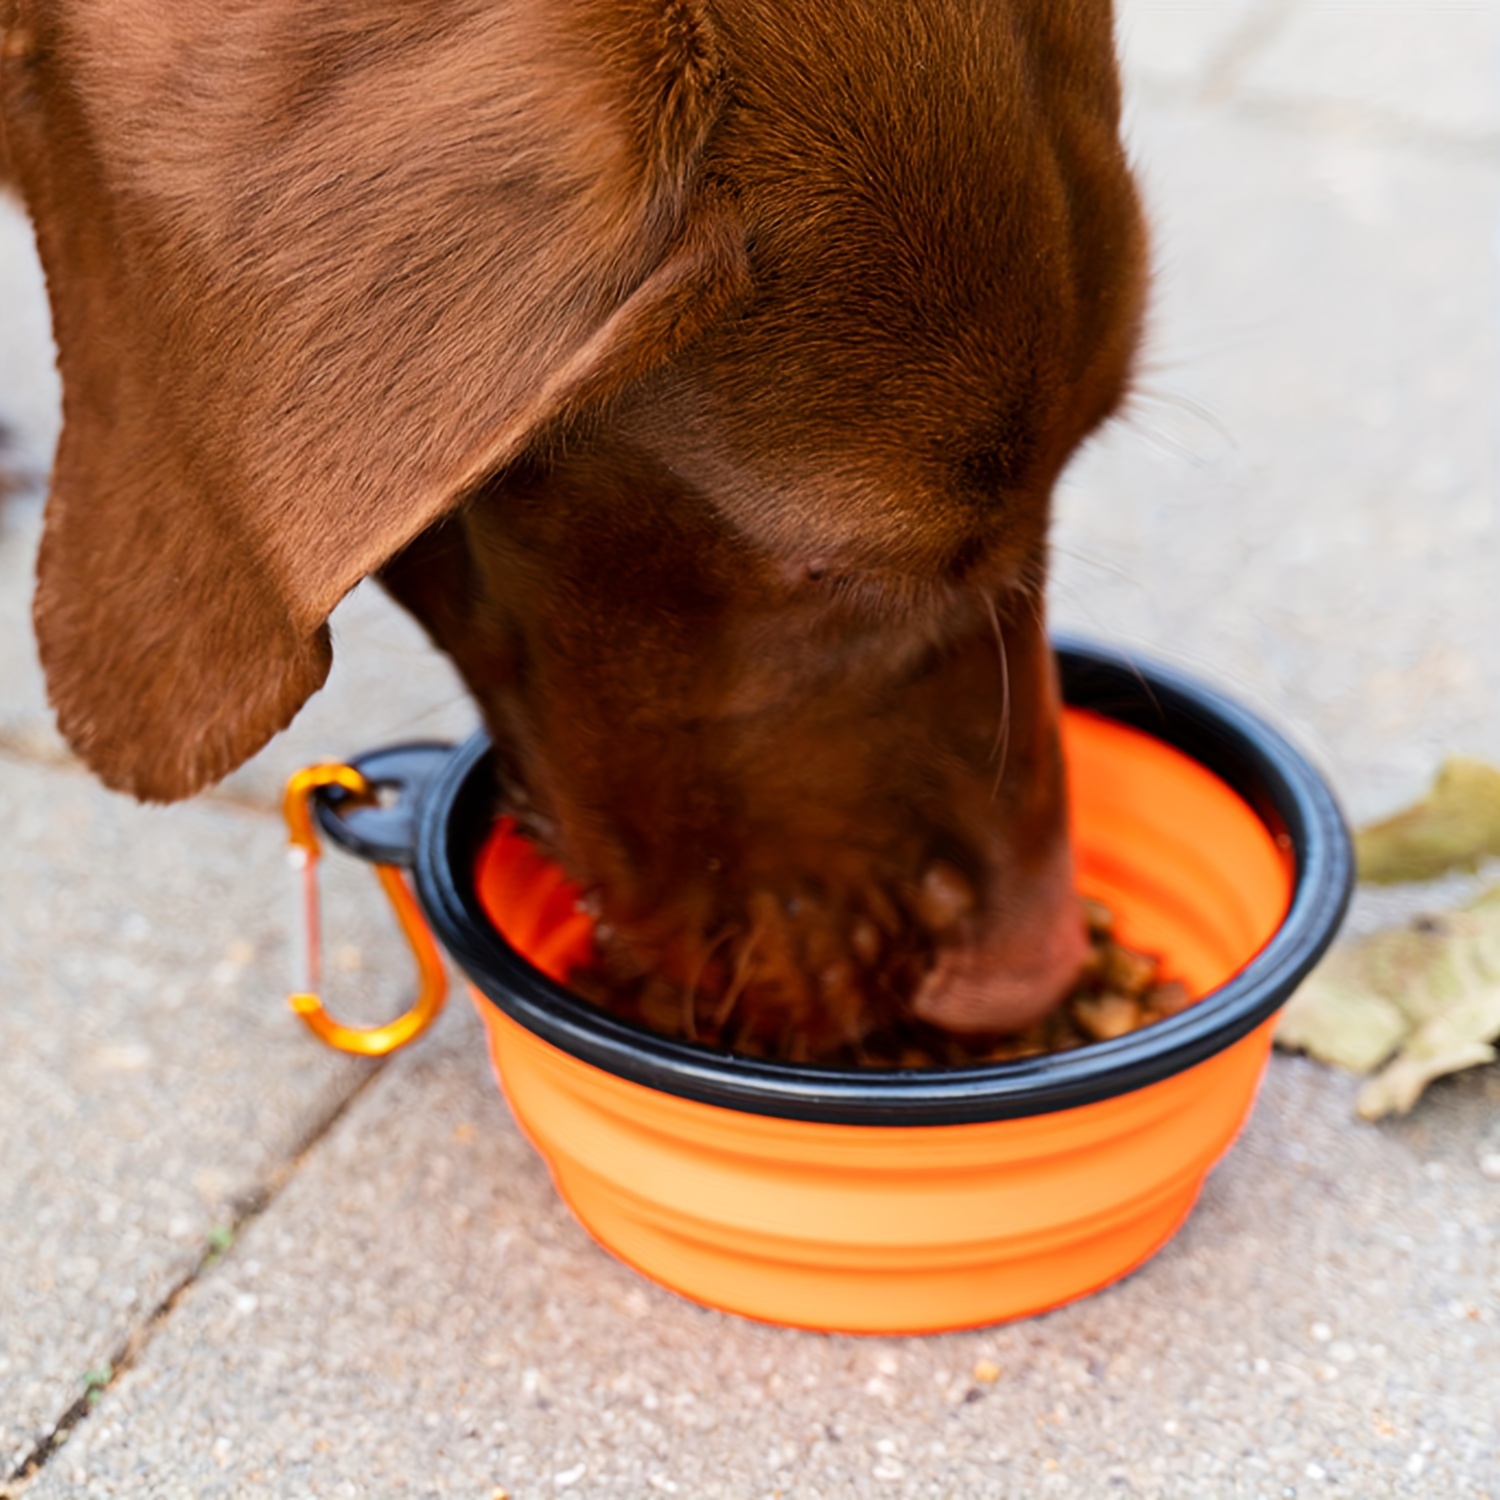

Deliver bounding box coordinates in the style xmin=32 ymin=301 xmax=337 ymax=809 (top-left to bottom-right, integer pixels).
xmin=282 ymin=764 xmax=448 ymax=1056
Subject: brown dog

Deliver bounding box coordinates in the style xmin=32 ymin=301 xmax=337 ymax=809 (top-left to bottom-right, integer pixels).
xmin=2 ymin=0 xmax=1145 ymax=1050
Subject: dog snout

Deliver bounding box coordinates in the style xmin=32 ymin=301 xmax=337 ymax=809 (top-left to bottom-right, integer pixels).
xmin=910 ymin=845 xmax=1088 ymax=1035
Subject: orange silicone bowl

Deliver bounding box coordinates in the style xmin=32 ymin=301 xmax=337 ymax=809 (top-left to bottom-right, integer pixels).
xmin=334 ymin=640 xmax=1351 ymax=1334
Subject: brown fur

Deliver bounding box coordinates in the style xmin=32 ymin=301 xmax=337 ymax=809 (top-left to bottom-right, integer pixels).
xmin=2 ymin=0 xmax=1146 ymax=1035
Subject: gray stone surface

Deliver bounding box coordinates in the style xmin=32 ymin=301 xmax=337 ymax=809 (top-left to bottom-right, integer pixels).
xmin=1 ymin=137 xmax=475 ymax=1495
xmin=0 ymin=497 xmax=67 ymax=768
xmin=1115 ymin=0 xmax=1499 ymax=146
xmin=21 ymin=1007 xmax=1500 ymax=1499
xmin=0 ymin=199 xmax=59 ymax=489
xmin=0 ymin=753 xmax=420 ymax=1475
xmin=2 ymin=2 xmax=1499 ymax=1497
xmin=0 ymin=335 xmax=472 ymax=1471
xmin=1052 ymin=98 xmax=1500 ymax=826
xmin=213 ymin=581 xmax=478 ymax=813
xmin=1114 ymin=0 xmax=1271 ymax=93
xmin=1240 ymin=4 xmax=1500 ymax=145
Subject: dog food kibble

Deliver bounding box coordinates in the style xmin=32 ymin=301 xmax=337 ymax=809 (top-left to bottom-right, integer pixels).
xmin=569 ymin=898 xmax=1194 ymax=1070
xmin=1071 ymin=991 xmax=1142 ymax=1043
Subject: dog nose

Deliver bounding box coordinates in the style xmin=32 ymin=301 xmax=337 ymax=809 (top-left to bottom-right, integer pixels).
xmin=910 ymin=857 xmax=1088 ymax=1034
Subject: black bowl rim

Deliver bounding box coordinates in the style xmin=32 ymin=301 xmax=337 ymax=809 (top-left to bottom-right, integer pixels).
xmin=406 ymin=636 xmax=1353 ymax=1126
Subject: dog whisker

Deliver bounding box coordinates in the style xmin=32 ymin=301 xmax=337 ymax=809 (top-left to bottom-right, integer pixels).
xmin=1048 ymin=541 xmax=1144 ymax=590
xmin=1020 ymin=579 xmax=1049 ymax=642
xmin=1016 ymin=553 xmax=1049 ymax=609
xmin=981 ymin=591 xmax=1012 ymax=799
xmin=710 ymin=920 xmax=764 ymax=1033
xmin=1102 ymin=642 xmax=1166 ymax=726
xmin=1118 ymin=384 xmax=1240 ymax=466
xmin=1129 ymin=384 xmax=1232 ymax=433
xmin=375 ymin=695 xmax=479 ymax=727
xmin=683 ymin=923 xmax=739 ymax=1042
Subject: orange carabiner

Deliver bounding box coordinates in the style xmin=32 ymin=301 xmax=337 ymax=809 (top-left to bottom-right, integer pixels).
xmin=282 ymin=764 xmax=448 ymax=1056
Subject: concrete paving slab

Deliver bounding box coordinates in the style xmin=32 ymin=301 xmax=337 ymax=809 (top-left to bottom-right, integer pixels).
xmin=0 ymin=199 xmax=59 ymax=489
xmin=1237 ymin=4 xmax=1500 ymax=145
xmin=0 ymin=498 xmax=68 ymax=767
xmin=1114 ymin=0 xmax=1271 ymax=92
xmin=0 ymin=754 xmax=432 ymax=1476
xmin=24 ymin=1000 xmax=1497 ymax=1499
xmin=213 ymin=581 xmax=478 ymax=812
xmin=1052 ymin=101 xmax=1500 ymax=825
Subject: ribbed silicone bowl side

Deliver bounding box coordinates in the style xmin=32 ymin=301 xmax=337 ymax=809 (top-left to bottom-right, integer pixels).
xmin=475 ymin=1000 xmax=1274 ymax=1332
xmin=465 ymin=708 xmax=1293 ymax=1331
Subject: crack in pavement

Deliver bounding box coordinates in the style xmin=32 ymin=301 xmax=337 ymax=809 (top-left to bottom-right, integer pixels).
xmin=1129 ymin=75 xmax=1500 ymax=163
xmin=0 ymin=729 xmax=75 ymax=776
xmin=1121 ymin=4 xmax=1500 ymax=165
xmin=0 ymin=1060 xmax=388 ymax=1497
xmin=1224 ymin=93 xmax=1500 ymax=164
xmin=0 ymin=729 xmax=297 ymax=822
xmin=1197 ymin=0 xmax=1300 ymax=105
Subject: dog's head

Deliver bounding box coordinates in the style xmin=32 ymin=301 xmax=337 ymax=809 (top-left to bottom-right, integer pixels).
xmin=4 ymin=0 xmax=1144 ymax=1038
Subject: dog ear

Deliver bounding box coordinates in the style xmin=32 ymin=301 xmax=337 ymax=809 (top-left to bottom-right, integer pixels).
xmin=2 ymin=0 xmax=740 ymax=799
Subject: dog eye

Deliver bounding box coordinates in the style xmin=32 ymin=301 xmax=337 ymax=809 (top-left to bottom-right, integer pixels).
xmin=956 ymin=443 xmax=1028 ymax=497
xmin=945 ymin=534 xmax=986 ymax=583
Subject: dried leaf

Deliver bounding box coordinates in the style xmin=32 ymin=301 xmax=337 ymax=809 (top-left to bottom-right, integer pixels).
xmin=1276 ymin=948 xmax=1410 ymax=1073
xmin=1276 ymin=885 xmax=1500 ymax=1118
xmin=1355 ymin=1041 xmax=1497 ymax=1121
xmin=1355 ymin=756 xmax=1500 ymax=884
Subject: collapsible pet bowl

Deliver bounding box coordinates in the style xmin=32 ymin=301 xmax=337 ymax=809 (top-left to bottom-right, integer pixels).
xmin=285 ymin=638 xmax=1351 ymax=1334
